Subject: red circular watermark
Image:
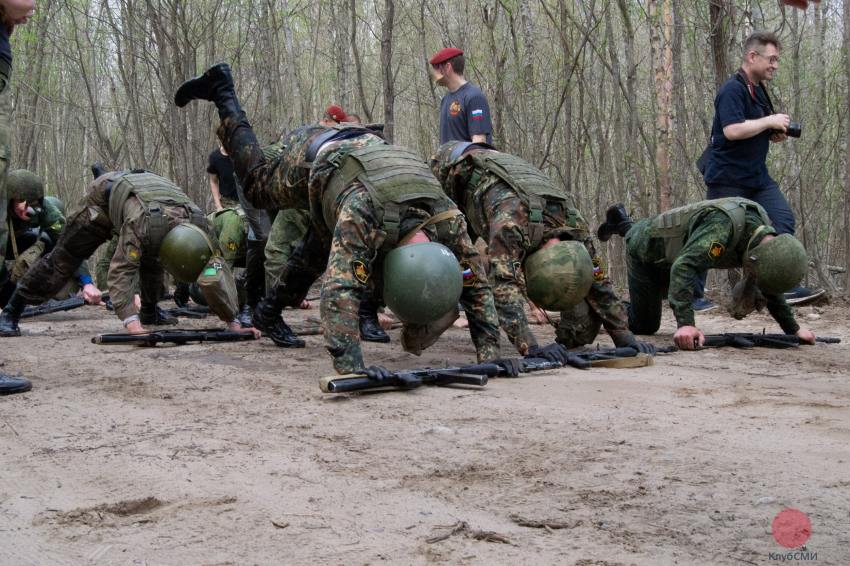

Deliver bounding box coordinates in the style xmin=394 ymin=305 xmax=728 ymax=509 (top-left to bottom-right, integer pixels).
xmin=772 ymin=508 xmax=812 ymax=548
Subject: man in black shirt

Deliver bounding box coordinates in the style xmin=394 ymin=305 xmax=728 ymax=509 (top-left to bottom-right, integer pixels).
xmin=207 ymin=145 xmax=240 ymax=210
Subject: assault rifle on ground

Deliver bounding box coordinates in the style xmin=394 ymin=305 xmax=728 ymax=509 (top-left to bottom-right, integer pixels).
xmin=93 ymin=328 xmax=258 ymax=346
xmin=701 ymin=331 xmax=840 ymax=349
xmin=321 ymin=345 xmax=675 ymax=393
xmin=21 ymin=296 xmax=86 ymax=319
xmin=162 ymin=304 xmax=210 ymax=319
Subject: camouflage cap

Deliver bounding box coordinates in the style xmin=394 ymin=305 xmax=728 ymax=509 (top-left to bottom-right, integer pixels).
xmin=525 ymin=241 xmax=594 ymax=311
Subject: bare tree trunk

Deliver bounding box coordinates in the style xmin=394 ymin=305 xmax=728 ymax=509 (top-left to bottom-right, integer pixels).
xmin=649 ymin=0 xmax=673 ymax=211
xmin=709 ymin=0 xmax=731 ymax=89
xmin=351 ymin=0 xmax=373 ymax=122
xmin=381 ymin=0 xmax=396 ymax=143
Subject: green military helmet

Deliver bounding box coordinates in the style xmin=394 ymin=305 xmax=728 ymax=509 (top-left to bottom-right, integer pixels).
xmin=525 ymin=241 xmax=594 ymax=311
xmin=746 ymin=233 xmax=807 ymax=295
xmin=43 ymin=195 xmax=65 ymax=215
xmin=6 ymin=169 xmax=45 ymax=202
xmin=159 ymin=223 xmax=214 ymax=283
xmin=383 ymin=242 xmax=463 ymax=325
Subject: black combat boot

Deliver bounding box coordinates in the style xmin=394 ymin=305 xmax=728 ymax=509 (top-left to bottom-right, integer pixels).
xmin=244 ymin=239 xmax=267 ymax=310
xmin=173 ymin=282 xmax=190 ymax=308
xmin=236 ymin=304 xmax=254 ymax=328
xmin=174 ymin=63 xmax=241 ymax=118
xmin=0 ymin=372 xmax=31 ymax=395
xmin=139 ymin=303 xmax=178 ymax=326
xmin=359 ymin=298 xmax=390 ymax=343
xmin=0 ymin=292 xmax=26 ymax=337
xmin=252 ymin=288 xmax=305 ymax=348
xmin=596 ymin=203 xmax=634 ymax=242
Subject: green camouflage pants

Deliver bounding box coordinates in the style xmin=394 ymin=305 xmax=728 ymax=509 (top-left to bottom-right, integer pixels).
xmin=264 ymin=208 xmax=310 ymax=290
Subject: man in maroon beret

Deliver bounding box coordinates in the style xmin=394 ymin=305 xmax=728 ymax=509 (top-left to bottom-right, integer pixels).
xmin=429 ymin=47 xmax=493 ymax=145
xmin=323 ymin=104 xmax=348 ymax=124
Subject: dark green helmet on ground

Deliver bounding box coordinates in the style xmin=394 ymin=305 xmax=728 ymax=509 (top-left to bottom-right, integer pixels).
xmin=746 ymin=233 xmax=807 ymax=295
xmin=7 ymin=169 xmax=44 ymax=202
xmin=383 ymin=242 xmax=463 ymax=324
xmin=525 ymin=241 xmax=593 ymax=311
xmin=159 ymin=223 xmax=214 ymax=283
xmin=43 ymin=195 xmax=65 ymax=215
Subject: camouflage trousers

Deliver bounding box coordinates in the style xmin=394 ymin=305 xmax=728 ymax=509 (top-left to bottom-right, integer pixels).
xmin=265 ymin=208 xmax=310 ymax=291
xmin=217 ymin=114 xmax=307 ymax=211
xmin=624 ymin=219 xmax=670 ymax=335
xmin=319 ymin=185 xmax=500 ymax=374
xmin=482 ymin=186 xmax=631 ymax=352
xmin=96 ymin=235 xmax=118 ymax=290
xmin=11 ymin=240 xmax=77 ymax=299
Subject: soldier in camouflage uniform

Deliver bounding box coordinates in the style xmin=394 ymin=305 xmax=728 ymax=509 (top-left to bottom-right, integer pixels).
xmin=2 ymin=175 xmax=102 ymax=306
xmin=596 ymin=198 xmax=816 ymax=349
xmin=431 ymin=142 xmax=655 ymax=359
xmin=0 ymin=169 xmax=258 ymax=338
xmin=174 ymin=63 xmax=518 ymax=375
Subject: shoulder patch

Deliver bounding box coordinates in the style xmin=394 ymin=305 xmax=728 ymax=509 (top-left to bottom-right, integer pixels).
xmin=227 ymin=241 xmax=238 ymax=251
xmin=460 ymin=260 xmax=477 ymax=287
xmin=592 ymin=257 xmax=606 ymax=281
xmin=708 ymin=241 xmax=725 ymax=259
xmin=352 ymin=260 xmax=370 ymax=284
xmin=126 ymin=244 xmax=141 ymax=262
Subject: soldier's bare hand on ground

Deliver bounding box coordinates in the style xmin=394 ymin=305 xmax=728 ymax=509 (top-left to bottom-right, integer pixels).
xmin=228 ymin=321 xmax=261 ymax=339
xmin=378 ymin=312 xmax=395 ymax=330
xmin=81 ymin=283 xmax=103 ymax=305
xmin=674 ymin=325 xmax=705 ymax=350
xmin=299 ymin=299 xmax=311 ymax=309
xmin=796 ymin=328 xmax=816 ymax=345
xmin=528 ymin=302 xmax=549 ymax=325
xmin=124 ymin=320 xmax=149 ymax=335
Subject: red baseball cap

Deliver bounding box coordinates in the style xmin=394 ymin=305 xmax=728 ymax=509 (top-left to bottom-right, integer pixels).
xmin=429 ymin=47 xmax=463 ymax=65
xmin=325 ymin=104 xmax=347 ymax=122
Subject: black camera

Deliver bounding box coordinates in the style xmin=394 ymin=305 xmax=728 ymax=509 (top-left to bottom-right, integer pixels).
xmin=785 ymin=121 xmax=802 ymax=138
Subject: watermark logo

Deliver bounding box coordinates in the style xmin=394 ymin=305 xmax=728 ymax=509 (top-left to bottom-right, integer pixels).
xmin=772 ymin=508 xmax=812 ymax=548
xmin=769 ymin=508 xmax=816 ymax=562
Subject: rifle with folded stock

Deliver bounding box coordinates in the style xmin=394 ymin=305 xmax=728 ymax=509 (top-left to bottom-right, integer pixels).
xmin=93 ymin=328 xmax=258 ymax=345
xmin=162 ymin=304 xmax=210 ymax=319
xmin=702 ymin=331 xmax=840 ymax=349
xmin=21 ymin=296 xmax=86 ymax=319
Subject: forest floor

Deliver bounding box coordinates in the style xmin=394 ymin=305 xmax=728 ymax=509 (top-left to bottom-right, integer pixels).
xmin=1 ymin=298 xmax=849 ymax=566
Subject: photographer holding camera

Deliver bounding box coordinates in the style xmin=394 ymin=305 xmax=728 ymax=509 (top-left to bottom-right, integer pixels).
xmin=697 ymin=31 xmax=821 ymax=308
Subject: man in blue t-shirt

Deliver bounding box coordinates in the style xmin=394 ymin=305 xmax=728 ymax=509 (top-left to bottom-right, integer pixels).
xmin=429 ymin=47 xmax=493 ymax=145
xmin=699 ymin=31 xmax=821 ymax=308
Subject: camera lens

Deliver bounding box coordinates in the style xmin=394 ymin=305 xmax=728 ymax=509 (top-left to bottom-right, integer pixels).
xmin=786 ymin=121 xmax=802 ymax=138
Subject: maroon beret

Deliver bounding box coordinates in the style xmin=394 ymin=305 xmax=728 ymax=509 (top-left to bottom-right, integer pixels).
xmin=325 ymin=104 xmax=347 ymax=122
xmin=429 ymin=47 xmax=464 ymax=65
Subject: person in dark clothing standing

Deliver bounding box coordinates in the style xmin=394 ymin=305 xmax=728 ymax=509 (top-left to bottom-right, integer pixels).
xmin=429 ymin=47 xmax=493 ymax=145
xmin=697 ymin=31 xmax=822 ymax=309
xmin=207 ymin=145 xmax=241 ymax=210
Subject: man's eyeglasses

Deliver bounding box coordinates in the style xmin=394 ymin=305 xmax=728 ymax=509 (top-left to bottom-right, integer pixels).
xmin=753 ymin=51 xmax=781 ymax=65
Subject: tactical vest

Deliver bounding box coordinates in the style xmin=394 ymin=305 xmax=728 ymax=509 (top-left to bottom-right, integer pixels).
xmin=468 ymin=151 xmax=570 ymax=248
xmin=303 ymin=124 xmax=378 ymax=165
xmin=108 ymin=171 xmax=204 ymax=250
xmin=322 ymin=144 xmax=450 ymax=246
xmin=649 ymin=197 xmax=772 ymax=262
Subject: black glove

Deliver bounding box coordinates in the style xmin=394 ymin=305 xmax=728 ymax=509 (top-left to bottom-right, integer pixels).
xmin=627 ymin=340 xmax=657 ymax=355
xmin=526 ymin=342 xmax=571 ymax=365
xmin=362 ymin=365 xmax=393 ymax=382
xmin=488 ymin=357 xmax=523 ymax=377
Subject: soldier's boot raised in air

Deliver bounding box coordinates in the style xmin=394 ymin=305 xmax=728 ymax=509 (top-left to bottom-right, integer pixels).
xmin=596 ymin=203 xmax=634 ymax=242
xmin=359 ymin=298 xmax=390 ymax=343
xmin=139 ymin=303 xmax=178 ymax=326
xmin=252 ymin=287 xmax=305 ymax=348
xmin=174 ymin=63 xmax=240 ymax=118
xmin=0 ymin=292 xmax=26 ymax=337
xmin=0 ymin=372 xmax=31 ymax=395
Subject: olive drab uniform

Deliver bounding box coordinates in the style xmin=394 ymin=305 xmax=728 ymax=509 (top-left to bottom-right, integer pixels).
xmin=208 ymin=207 xmax=248 ymax=267
xmin=13 ymin=171 xmax=239 ymax=324
xmin=625 ymin=197 xmax=800 ymax=334
xmin=432 ymin=144 xmax=635 ymax=353
xmin=6 ymin=197 xmax=93 ymax=296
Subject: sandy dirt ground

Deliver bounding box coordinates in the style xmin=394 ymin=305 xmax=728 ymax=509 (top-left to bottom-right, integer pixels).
xmin=1 ymin=298 xmax=849 ymax=566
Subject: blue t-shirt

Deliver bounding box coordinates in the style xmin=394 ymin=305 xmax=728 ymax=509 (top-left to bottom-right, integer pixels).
xmin=703 ymin=74 xmax=773 ymax=189
xmin=0 ymin=26 xmax=11 ymax=65
xmin=439 ymin=82 xmax=493 ymax=145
